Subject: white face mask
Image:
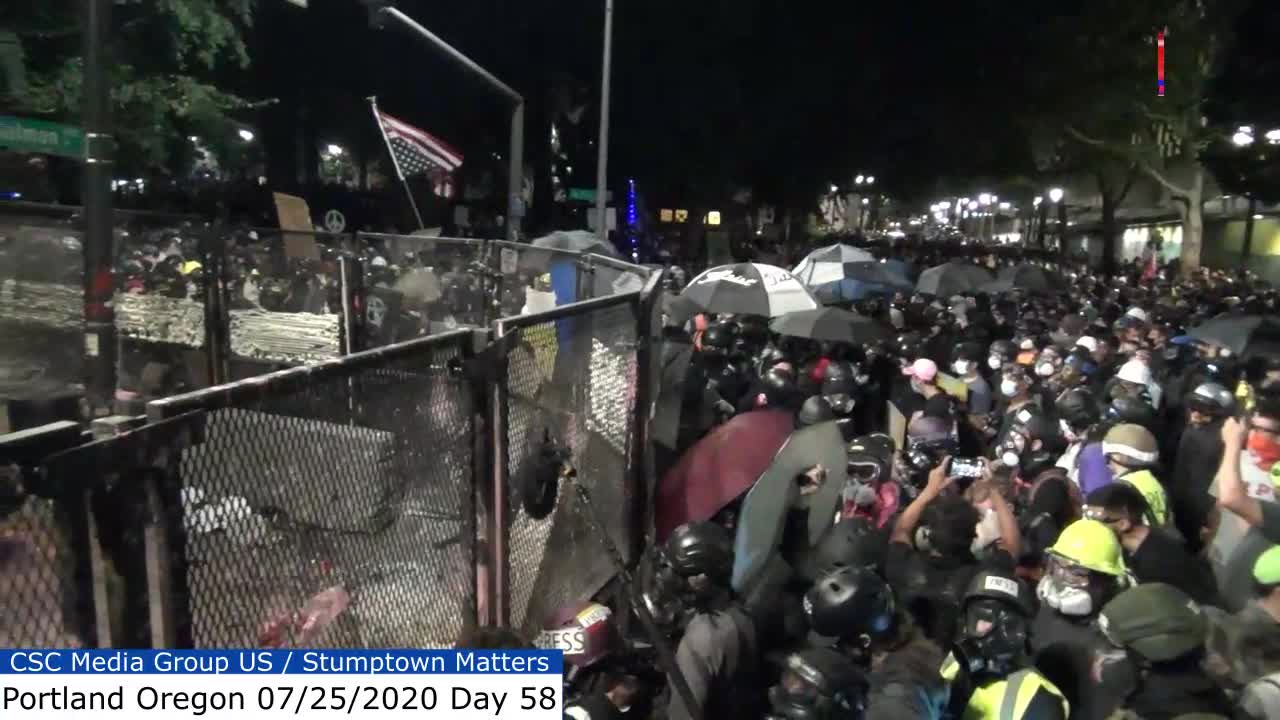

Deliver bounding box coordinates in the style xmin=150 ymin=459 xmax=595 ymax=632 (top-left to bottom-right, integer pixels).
xmin=1036 ymin=362 xmax=1056 ymax=378
xmin=954 ymin=360 xmax=971 ymax=375
xmin=988 ymin=355 xmax=1003 ymax=371
xmin=1001 ymin=450 xmax=1021 ymax=468
xmin=1001 ymin=379 xmax=1019 ymax=397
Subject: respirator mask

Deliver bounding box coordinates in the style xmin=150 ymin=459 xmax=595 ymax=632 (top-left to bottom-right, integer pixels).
xmin=1037 ymin=555 xmax=1103 ymax=617
xmin=953 ymin=599 xmax=1029 ymax=679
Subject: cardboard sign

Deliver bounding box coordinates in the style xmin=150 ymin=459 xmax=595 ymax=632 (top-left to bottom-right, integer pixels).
xmin=936 ymin=372 xmax=969 ymax=402
xmin=273 ymin=192 xmax=320 ymax=260
xmin=888 ymin=401 xmax=907 ymax=451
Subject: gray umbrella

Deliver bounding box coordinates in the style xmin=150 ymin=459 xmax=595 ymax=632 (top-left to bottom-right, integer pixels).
xmin=731 ymin=420 xmax=845 ymax=593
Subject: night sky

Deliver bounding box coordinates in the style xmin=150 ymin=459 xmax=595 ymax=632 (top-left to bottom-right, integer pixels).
xmin=247 ymin=0 xmax=1277 ymax=209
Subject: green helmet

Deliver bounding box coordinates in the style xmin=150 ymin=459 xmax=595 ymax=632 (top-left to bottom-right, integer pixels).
xmin=1097 ymin=583 xmax=1206 ymax=663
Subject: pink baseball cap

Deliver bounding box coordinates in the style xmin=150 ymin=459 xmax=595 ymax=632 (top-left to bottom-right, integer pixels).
xmin=902 ymin=358 xmax=938 ymax=382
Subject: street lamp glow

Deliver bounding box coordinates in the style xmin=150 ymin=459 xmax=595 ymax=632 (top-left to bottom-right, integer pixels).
xmin=188 ymin=135 xmax=199 ymax=143
xmin=1233 ymin=130 xmax=1255 ymax=147
xmin=862 ymin=198 xmax=870 ymax=205
xmin=998 ymin=202 xmax=1011 ymax=210
xmin=326 ymin=144 xmax=345 ymax=156
xmin=1033 ymin=196 xmax=1043 ymax=206
xmin=855 ymin=175 xmax=865 ymax=184
xmin=865 ymin=176 xmax=875 ymax=184
xmin=1255 ymin=214 xmax=1265 ymax=220
xmin=938 ymin=200 xmax=951 ymax=209
xmin=1266 ymin=129 xmax=1280 ymax=144
xmin=238 ymin=129 xmax=255 ymax=142
xmin=1048 ymin=188 xmax=1064 ymax=203
xmin=967 ymin=200 xmax=979 ymax=211
xmin=830 ymin=184 xmax=839 ymax=193
xmin=978 ymin=193 xmax=992 ymax=205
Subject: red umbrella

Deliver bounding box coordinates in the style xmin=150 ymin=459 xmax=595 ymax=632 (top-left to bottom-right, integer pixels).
xmin=655 ymin=409 xmax=794 ymax=543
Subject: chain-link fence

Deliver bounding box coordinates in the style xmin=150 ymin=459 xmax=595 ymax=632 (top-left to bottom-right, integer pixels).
xmin=145 ymin=329 xmax=480 ymax=648
xmin=493 ymin=280 xmax=661 ymax=636
xmin=2 ymin=230 xmax=664 ymax=649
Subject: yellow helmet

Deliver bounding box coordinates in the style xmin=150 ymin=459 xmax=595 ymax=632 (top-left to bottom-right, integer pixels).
xmin=1048 ymin=519 xmax=1125 ymax=576
xmin=179 ymin=260 xmax=203 ymax=276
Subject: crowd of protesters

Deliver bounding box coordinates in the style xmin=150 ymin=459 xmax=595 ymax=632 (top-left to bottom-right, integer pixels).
xmin=529 ymin=239 xmax=1280 ymax=720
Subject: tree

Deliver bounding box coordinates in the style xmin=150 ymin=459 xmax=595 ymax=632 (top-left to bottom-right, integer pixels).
xmin=4 ymin=0 xmax=256 ymax=175
xmin=1021 ymin=0 xmax=1249 ymax=275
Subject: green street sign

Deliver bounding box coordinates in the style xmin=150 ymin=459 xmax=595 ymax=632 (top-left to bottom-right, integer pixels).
xmin=567 ymin=187 xmax=613 ymax=203
xmin=0 ymin=115 xmax=84 ymax=159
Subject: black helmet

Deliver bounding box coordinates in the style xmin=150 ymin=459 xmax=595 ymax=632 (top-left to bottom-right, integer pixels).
xmin=1105 ymin=395 xmax=1156 ymax=430
xmin=804 ymin=566 xmax=896 ymax=643
xmin=963 ymin=569 xmax=1036 ymax=617
xmin=665 ymin=522 xmax=734 ymax=581
xmin=767 ymin=648 xmax=868 ymax=720
xmin=822 ymin=361 xmax=856 ymax=390
xmin=702 ymin=323 xmax=735 ymax=350
xmin=798 ymin=518 xmax=885 ymax=583
xmin=798 ymin=396 xmax=837 ymax=428
xmin=1056 ymin=388 xmax=1099 ymax=432
xmin=1185 ymin=382 xmax=1235 ymax=417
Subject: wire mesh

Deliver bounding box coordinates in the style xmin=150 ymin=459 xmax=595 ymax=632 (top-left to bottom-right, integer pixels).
xmin=356 ymin=234 xmax=491 ymax=344
xmin=156 ymin=334 xmax=477 ymax=648
xmin=0 ymin=465 xmax=88 ymax=649
xmin=501 ymin=299 xmax=639 ymax=636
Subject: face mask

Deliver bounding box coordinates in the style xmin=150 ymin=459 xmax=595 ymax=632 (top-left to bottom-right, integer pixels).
xmin=988 ymin=355 xmax=1003 ymax=371
xmin=1001 ymin=450 xmax=1021 ymax=468
xmin=910 ymin=380 xmax=924 ymax=395
xmin=1036 ymin=362 xmax=1056 ymax=378
xmin=954 ymin=360 xmax=972 ymax=375
xmin=1001 ymin=379 xmax=1019 ymax=397
xmin=1036 ymin=575 xmax=1094 ymax=617
xmin=1247 ymin=432 xmax=1280 ymax=470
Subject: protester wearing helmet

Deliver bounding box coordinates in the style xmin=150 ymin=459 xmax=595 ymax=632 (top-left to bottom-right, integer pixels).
xmin=765 ymin=648 xmax=868 ymax=720
xmin=1102 ymin=423 xmax=1171 ymax=528
xmin=996 ymin=407 xmax=1064 ymax=484
xmin=1053 ymin=388 xmax=1111 ymax=495
xmin=1030 ymin=520 xmax=1129 ymax=720
xmin=803 ymin=567 xmax=946 ymax=720
xmin=842 ymin=436 xmax=900 ymax=529
xmin=940 ymin=569 xmax=1068 ymax=720
xmin=1095 ymin=583 xmax=1233 ymax=718
xmin=1083 ymin=483 xmax=1218 ymax=606
xmin=992 ymin=366 xmax=1040 ymax=451
xmin=1110 ymin=358 xmax=1161 ymax=410
xmin=657 ymin=522 xmax=761 ymax=720
xmin=1204 ymin=545 xmax=1280 ymax=709
xmin=1171 ymin=382 xmax=1235 ymax=552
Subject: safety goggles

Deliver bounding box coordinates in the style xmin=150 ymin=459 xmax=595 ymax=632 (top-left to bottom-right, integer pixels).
xmin=1045 ymin=553 xmax=1092 ymax=589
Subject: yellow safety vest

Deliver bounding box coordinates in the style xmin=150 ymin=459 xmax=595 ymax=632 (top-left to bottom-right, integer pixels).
xmin=1120 ymin=469 xmax=1169 ymax=527
xmin=940 ymin=654 xmax=1071 ymax=720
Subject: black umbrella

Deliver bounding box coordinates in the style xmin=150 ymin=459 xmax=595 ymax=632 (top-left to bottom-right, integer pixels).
xmin=662 ymin=292 xmax=703 ymax=327
xmin=981 ymin=263 xmax=1057 ymax=293
xmin=770 ymin=307 xmax=893 ymax=344
xmin=1188 ymin=315 xmax=1280 ymax=357
xmin=916 ymin=261 xmax=994 ymax=297
xmin=682 ymin=263 xmax=818 ymax=317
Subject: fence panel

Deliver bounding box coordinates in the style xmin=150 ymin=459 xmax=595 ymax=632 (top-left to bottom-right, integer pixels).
xmin=495 ymin=294 xmax=642 ymax=635
xmin=0 ymin=421 xmax=96 ymax=648
xmin=355 ymin=233 xmax=492 ymax=342
xmin=146 ymin=330 xmax=480 ymax=648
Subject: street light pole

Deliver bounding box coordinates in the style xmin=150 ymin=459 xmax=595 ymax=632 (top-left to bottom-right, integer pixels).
xmin=594 ymin=0 xmax=614 ymax=244
xmin=369 ymin=4 xmax=525 ymax=241
xmin=82 ymin=0 xmax=116 ymax=414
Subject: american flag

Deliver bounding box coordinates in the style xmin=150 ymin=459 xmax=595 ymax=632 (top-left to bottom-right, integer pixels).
xmin=373 ymin=109 xmax=463 ymax=178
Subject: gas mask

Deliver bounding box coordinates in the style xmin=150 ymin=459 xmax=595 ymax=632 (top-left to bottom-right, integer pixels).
xmin=953 ymin=598 xmax=1029 ymax=679
xmin=639 ymin=551 xmax=694 ymax=633
xmin=954 ymin=360 xmax=972 ymax=376
xmin=988 ymin=355 xmax=1003 ymax=371
xmin=845 ymin=456 xmax=885 ymax=510
xmin=765 ymin=656 xmax=864 ymax=720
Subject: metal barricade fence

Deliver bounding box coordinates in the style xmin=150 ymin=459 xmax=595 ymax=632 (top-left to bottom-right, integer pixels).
xmin=491 ymin=273 xmax=662 ymax=635
xmin=1 ymin=237 xmax=665 ymax=650
xmin=143 ymin=329 xmax=484 ymax=648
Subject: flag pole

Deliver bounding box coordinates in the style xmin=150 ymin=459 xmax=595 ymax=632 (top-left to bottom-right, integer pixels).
xmin=369 ymin=95 xmax=425 ymax=230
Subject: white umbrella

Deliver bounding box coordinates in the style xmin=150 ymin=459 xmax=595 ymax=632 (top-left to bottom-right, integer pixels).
xmin=682 ymin=263 xmax=817 ymax=317
xmin=792 ymin=244 xmax=876 ymax=285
